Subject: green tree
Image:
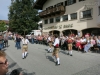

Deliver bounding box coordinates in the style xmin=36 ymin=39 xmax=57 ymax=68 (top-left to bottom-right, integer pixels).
xmin=0 ymin=21 xmax=7 ymax=32
xmin=8 ymin=0 xmax=40 ymax=35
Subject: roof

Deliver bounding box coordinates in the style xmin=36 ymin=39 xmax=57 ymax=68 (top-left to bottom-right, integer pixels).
xmin=33 ymin=0 xmax=47 ymax=10
xmin=0 ymin=20 xmax=9 ymax=24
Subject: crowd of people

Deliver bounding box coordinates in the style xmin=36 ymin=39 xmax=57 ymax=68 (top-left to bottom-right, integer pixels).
xmin=24 ymin=33 xmax=100 ymax=53
xmin=0 ymin=32 xmax=9 ymax=50
xmin=12 ymin=32 xmax=100 ymax=65
xmin=0 ymin=32 xmax=100 ymax=75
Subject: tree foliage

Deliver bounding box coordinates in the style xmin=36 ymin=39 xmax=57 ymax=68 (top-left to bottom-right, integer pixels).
xmin=8 ymin=0 xmax=40 ymax=35
xmin=0 ymin=21 xmax=7 ymax=32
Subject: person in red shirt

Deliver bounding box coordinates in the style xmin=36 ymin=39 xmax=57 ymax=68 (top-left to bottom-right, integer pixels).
xmin=67 ymin=35 xmax=74 ymax=56
xmin=85 ymin=33 xmax=90 ymax=38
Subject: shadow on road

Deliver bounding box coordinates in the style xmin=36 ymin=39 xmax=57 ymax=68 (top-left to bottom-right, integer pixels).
xmin=7 ymin=45 xmax=10 ymax=47
xmin=8 ymin=62 xmax=17 ymax=69
xmin=2 ymin=48 xmax=7 ymax=51
xmin=45 ymin=49 xmax=48 ymax=51
xmin=8 ymin=68 xmax=36 ymax=75
xmin=59 ymin=50 xmax=67 ymax=55
xmin=46 ymin=56 xmax=54 ymax=63
xmin=16 ymin=68 xmax=36 ymax=75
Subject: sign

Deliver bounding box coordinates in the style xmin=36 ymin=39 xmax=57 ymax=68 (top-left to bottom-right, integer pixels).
xmin=63 ymin=24 xmax=73 ymax=28
xmin=43 ymin=26 xmax=58 ymax=30
xmin=43 ymin=24 xmax=73 ymax=30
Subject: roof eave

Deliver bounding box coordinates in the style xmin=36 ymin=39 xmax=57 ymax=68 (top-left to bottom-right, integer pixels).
xmin=33 ymin=0 xmax=47 ymax=10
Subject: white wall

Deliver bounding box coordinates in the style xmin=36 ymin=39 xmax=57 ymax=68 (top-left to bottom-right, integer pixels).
xmin=41 ymin=0 xmax=100 ymax=32
xmin=43 ymin=0 xmax=66 ymax=10
xmin=97 ymin=0 xmax=100 ymax=26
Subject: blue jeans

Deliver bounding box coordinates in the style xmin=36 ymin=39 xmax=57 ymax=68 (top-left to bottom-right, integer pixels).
xmin=0 ymin=43 xmax=3 ymax=50
xmin=2 ymin=42 xmax=4 ymax=48
xmin=31 ymin=38 xmax=34 ymax=44
xmin=84 ymin=44 xmax=91 ymax=52
xmin=16 ymin=42 xmax=21 ymax=49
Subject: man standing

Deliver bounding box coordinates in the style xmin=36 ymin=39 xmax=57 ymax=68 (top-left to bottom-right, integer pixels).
xmin=22 ymin=35 xmax=29 ymax=59
xmin=16 ymin=35 xmax=21 ymax=49
xmin=31 ymin=33 xmax=34 ymax=44
xmin=0 ymin=35 xmax=3 ymax=50
xmin=52 ymin=34 xmax=60 ymax=65
xmin=0 ymin=51 xmax=9 ymax=75
xmin=3 ymin=32 xmax=8 ymax=47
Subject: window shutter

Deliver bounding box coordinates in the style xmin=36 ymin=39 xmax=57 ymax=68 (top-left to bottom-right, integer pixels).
xmin=68 ymin=14 xmax=71 ymax=20
xmin=80 ymin=12 xmax=83 ymax=18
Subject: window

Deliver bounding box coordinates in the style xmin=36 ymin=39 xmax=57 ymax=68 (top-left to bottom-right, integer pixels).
xmin=79 ymin=0 xmax=85 ymax=2
xmin=50 ymin=18 xmax=54 ymax=23
xmin=67 ymin=0 xmax=76 ymax=6
xmin=99 ymin=6 xmax=100 ymax=15
xmin=48 ymin=6 xmax=53 ymax=9
xmin=55 ymin=16 xmax=60 ymax=22
xmin=82 ymin=10 xmax=92 ymax=18
xmin=62 ymin=15 xmax=68 ymax=21
xmin=65 ymin=1 xmax=67 ymax=6
xmin=56 ymin=2 xmax=63 ymax=7
xmin=54 ymin=5 xmax=56 ymax=7
xmin=44 ymin=19 xmax=48 ymax=24
xmin=70 ymin=13 xmax=77 ymax=20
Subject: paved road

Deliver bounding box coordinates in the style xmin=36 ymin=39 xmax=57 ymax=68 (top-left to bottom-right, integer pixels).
xmin=4 ymin=40 xmax=100 ymax=75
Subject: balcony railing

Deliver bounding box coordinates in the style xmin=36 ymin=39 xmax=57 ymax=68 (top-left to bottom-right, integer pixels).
xmin=39 ymin=5 xmax=65 ymax=18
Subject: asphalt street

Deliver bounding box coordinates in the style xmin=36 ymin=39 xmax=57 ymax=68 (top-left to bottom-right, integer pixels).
xmin=4 ymin=40 xmax=100 ymax=75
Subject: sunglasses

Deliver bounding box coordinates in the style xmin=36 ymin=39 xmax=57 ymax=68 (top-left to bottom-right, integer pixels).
xmin=0 ymin=59 xmax=8 ymax=65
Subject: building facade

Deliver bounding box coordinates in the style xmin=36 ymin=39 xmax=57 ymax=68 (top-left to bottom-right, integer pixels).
xmin=34 ymin=0 xmax=100 ymax=36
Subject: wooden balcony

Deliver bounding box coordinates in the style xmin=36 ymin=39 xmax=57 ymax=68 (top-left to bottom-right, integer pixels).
xmin=55 ymin=5 xmax=65 ymax=12
xmin=42 ymin=10 xmax=47 ymax=16
xmin=39 ymin=10 xmax=47 ymax=18
xmin=39 ymin=12 xmax=43 ymax=18
xmin=39 ymin=5 xmax=65 ymax=18
xmin=46 ymin=9 xmax=51 ymax=15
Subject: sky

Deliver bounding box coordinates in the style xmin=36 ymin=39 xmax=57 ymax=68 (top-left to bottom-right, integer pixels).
xmin=0 ymin=0 xmax=39 ymax=20
xmin=0 ymin=0 xmax=11 ymax=20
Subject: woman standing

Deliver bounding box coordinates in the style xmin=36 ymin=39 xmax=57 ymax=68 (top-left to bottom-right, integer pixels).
xmin=75 ymin=37 xmax=82 ymax=51
xmin=22 ymin=35 xmax=29 ymax=59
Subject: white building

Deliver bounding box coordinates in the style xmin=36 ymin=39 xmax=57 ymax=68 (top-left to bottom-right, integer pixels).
xmin=34 ymin=0 xmax=100 ymax=36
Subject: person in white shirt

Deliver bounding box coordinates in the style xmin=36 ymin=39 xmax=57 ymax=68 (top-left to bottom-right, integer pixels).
xmin=52 ymin=34 xmax=60 ymax=65
xmin=47 ymin=34 xmax=53 ymax=53
xmin=80 ymin=37 xmax=86 ymax=50
xmin=21 ymin=35 xmax=29 ymax=59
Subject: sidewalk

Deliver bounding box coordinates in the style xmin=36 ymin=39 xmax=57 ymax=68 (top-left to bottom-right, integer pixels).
xmin=5 ymin=40 xmax=100 ymax=75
